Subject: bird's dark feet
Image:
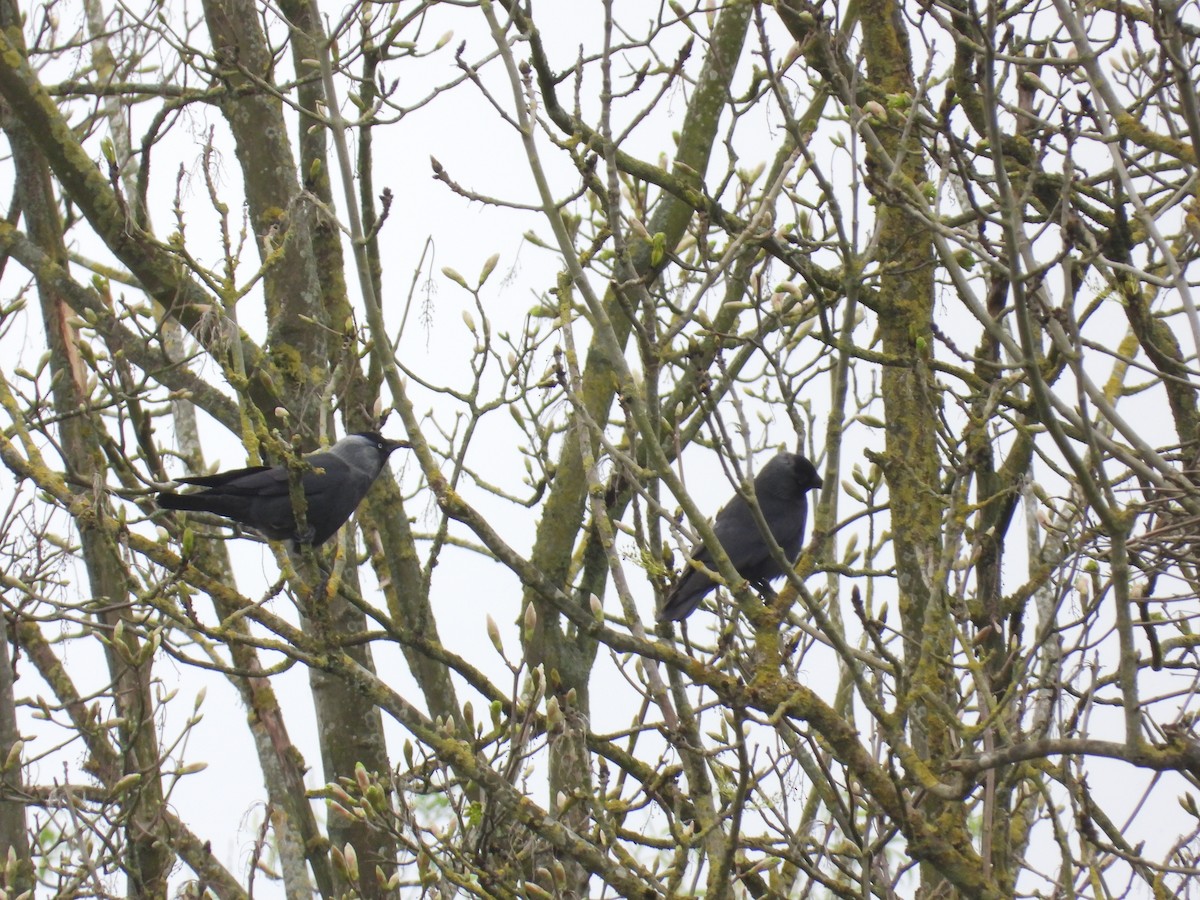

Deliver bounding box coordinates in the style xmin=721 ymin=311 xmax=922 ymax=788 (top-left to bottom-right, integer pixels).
xmin=751 ymin=580 xmax=777 ymax=603
xmin=292 ymin=525 xmax=317 ymax=549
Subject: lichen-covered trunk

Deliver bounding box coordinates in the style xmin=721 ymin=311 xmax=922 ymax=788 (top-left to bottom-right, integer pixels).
xmin=513 ymin=2 xmax=753 ymax=891
xmin=0 ymin=6 xmax=171 ymax=894
xmin=12 ymin=159 xmax=172 ymax=899
xmin=200 ymin=0 xmax=398 ymax=892
xmin=856 ymin=0 xmax=967 ymax=894
xmin=274 ymin=0 xmax=464 ymax=740
xmin=0 ymin=611 xmax=31 ymax=895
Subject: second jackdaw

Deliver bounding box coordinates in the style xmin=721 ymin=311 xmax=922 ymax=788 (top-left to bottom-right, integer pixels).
xmin=157 ymin=432 xmax=406 ymax=547
xmin=659 ymin=451 xmax=823 ymax=622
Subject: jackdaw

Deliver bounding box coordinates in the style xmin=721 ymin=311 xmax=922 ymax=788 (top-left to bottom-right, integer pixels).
xmin=157 ymin=432 xmax=406 ymax=547
xmin=658 ymin=451 xmax=823 ymax=622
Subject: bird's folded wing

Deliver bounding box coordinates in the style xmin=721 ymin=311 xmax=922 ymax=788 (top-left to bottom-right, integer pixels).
xmin=711 ymin=500 xmax=767 ymax=571
xmin=175 ymin=465 xmax=275 ymax=489
xmin=174 ymin=453 xmax=351 ymax=496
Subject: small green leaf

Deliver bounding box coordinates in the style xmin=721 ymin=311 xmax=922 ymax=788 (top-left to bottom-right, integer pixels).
xmin=650 ymin=232 xmax=666 ymax=266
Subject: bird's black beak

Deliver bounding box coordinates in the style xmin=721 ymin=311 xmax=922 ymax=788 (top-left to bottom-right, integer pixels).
xmin=383 ymin=438 xmax=409 ymax=455
xmin=814 ymin=474 xmax=824 ymax=490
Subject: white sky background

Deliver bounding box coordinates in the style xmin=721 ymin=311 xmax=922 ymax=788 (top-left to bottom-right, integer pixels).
xmin=0 ymin=0 xmax=1198 ymax=894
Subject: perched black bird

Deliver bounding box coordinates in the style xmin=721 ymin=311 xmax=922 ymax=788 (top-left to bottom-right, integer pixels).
xmin=157 ymin=432 xmax=406 ymax=547
xmin=658 ymin=452 xmax=823 ymax=622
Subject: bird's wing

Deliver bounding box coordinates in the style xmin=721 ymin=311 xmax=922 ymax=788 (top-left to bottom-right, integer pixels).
xmin=709 ymin=493 xmax=768 ymax=572
xmin=297 ymin=455 xmax=376 ymax=545
xmin=176 ymin=465 xmax=275 ymax=489
xmin=659 ymin=494 xmax=757 ymax=622
xmin=790 ymin=495 xmax=808 ymax=560
xmin=176 ymin=452 xmax=354 ymax=497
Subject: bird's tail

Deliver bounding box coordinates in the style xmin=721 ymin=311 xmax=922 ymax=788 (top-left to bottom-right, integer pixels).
xmin=658 ymin=569 xmax=712 ymax=622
